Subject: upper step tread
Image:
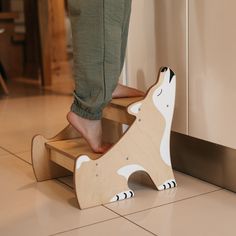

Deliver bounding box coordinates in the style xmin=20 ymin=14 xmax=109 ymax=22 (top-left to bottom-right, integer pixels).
xmin=46 ymin=138 xmax=102 ymax=160
xmin=110 ymin=97 xmax=143 ymax=108
xmin=103 ymin=97 xmax=144 ymax=125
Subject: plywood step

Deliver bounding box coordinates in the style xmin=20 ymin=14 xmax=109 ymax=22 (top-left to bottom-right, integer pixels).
xmin=102 ymin=97 xmax=143 ymax=125
xmin=46 ymin=138 xmax=102 ymax=171
xmin=110 ymin=97 xmax=143 ymax=107
xmin=45 ymin=97 xmax=143 ymax=171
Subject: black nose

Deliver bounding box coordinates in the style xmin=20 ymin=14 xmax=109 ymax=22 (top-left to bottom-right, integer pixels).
xmin=169 ymin=69 xmax=175 ymax=83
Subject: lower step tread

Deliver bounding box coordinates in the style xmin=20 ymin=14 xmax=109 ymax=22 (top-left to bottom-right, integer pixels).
xmin=46 ymin=138 xmax=102 ymax=160
xmin=45 ymin=97 xmax=143 ymax=170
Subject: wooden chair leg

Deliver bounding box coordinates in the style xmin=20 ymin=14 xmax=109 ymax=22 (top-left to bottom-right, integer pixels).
xmin=0 ymin=74 xmax=9 ymax=95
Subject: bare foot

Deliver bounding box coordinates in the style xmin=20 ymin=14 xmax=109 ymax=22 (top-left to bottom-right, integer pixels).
xmin=112 ymin=83 xmax=145 ymax=99
xmin=67 ymin=111 xmax=111 ymax=154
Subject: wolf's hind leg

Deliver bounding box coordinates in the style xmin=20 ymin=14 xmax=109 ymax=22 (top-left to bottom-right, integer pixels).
xmin=110 ymin=189 xmax=134 ymax=202
xmin=157 ymin=179 xmax=177 ymax=190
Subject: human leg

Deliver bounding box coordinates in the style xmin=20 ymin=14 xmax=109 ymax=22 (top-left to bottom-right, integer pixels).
xmin=112 ymin=0 xmax=145 ymax=98
xmin=67 ymin=0 xmax=129 ymax=152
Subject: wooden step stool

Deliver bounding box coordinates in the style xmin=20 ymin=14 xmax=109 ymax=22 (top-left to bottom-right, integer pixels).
xmin=31 ymin=67 xmax=177 ymax=209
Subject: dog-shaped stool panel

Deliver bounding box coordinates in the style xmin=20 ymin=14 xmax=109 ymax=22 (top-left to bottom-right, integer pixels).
xmin=74 ymin=67 xmax=177 ymax=209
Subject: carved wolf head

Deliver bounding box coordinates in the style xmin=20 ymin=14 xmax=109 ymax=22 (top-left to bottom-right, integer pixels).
xmin=152 ymin=67 xmax=176 ymax=121
xmin=128 ymin=67 xmax=176 ymax=122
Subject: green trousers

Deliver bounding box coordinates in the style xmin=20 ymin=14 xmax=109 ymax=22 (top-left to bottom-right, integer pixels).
xmin=68 ymin=0 xmax=132 ymax=120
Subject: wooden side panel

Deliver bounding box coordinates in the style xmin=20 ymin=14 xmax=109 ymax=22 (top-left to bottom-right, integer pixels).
xmin=74 ymin=68 xmax=177 ymax=209
xmin=31 ymin=135 xmax=71 ymax=181
xmin=31 ymin=125 xmax=80 ymax=181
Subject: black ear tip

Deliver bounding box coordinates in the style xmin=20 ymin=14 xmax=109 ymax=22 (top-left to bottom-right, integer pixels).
xmin=169 ymin=69 xmax=175 ymax=83
xmin=161 ymin=67 xmax=168 ymax=72
xmin=160 ymin=67 xmax=176 ymax=82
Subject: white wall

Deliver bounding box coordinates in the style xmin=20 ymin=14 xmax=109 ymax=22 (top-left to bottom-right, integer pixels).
xmin=127 ymin=0 xmax=188 ymax=134
xmin=127 ymin=0 xmax=157 ymax=90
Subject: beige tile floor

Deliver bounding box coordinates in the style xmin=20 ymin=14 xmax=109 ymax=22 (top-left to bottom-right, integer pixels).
xmin=1 ymin=88 xmax=236 ymax=236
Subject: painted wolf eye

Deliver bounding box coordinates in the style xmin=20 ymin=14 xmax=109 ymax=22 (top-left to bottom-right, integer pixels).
xmin=157 ymin=89 xmax=162 ymax=97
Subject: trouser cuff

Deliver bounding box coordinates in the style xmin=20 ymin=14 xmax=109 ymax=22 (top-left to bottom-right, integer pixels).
xmin=71 ymin=101 xmax=102 ymax=120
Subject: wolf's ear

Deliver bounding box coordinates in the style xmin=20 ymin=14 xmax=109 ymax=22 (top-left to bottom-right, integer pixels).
xmin=128 ymin=102 xmax=143 ymax=115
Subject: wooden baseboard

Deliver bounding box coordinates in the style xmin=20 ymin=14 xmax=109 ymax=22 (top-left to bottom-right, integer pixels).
xmin=171 ymin=132 xmax=236 ymax=192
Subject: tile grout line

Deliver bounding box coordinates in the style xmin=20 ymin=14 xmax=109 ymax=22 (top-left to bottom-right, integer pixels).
xmin=0 ymin=147 xmax=76 ymax=192
xmin=101 ymin=189 xmax=224 ymax=235
xmin=0 ymin=146 xmax=127 ymax=236
xmin=122 ymin=188 xmax=222 ymax=218
xmin=102 ymin=205 xmax=158 ymax=236
xmin=0 ymin=147 xmax=76 ymax=191
xmin=48 ymin=216 xmax=121 ymax=236
xmin=55 ymin=178 xmax=74 ymax=190
xmin=0 ymin=146 xmax=32 ymax=166
xmin=0 ymin=146 xmax=79 ymax=193
xmin=0 ymin=91 xmax=72 ymax=100
xmin=0 ymin=147 xmax=224 ymax=236
xmin=48 ymin=200 xmax=159 ymax=236
xmin=0 ymin=147 xmax=224 ymax=206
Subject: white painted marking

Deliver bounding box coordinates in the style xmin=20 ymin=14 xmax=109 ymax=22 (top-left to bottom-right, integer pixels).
xmin=117 ymin=164 xmax=146 ymax=180
xmin=110 ymin=190 xmax=134 ymax=202
xmin=110 ymin=195 xmax=118 ymax=202
xmin=152 ymin=68 xmax=176 ymax=166
xmin=157 ymin=179 xmax=177 ymax=190
xmin=129 ymin=102 xmax=142 ymax=114
xmin=76 ymin=155 xmax=90 ymax=170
